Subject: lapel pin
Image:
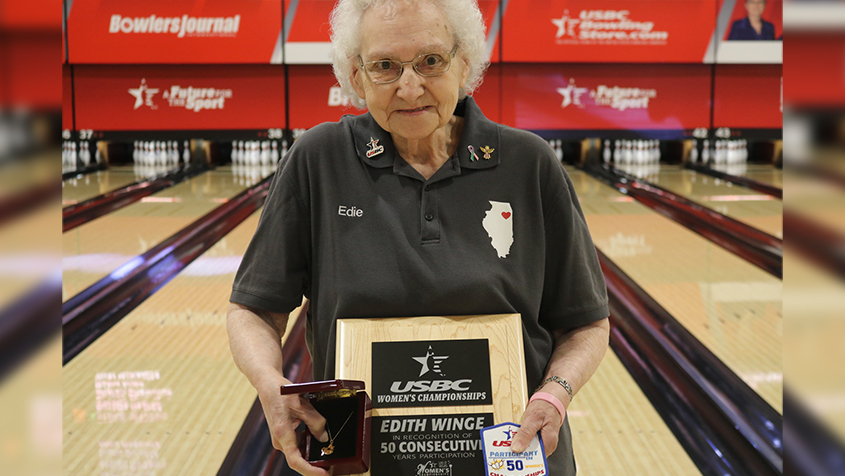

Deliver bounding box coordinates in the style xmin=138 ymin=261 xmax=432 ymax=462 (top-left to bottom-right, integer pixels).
xmin=366 ymin=137 xmax=384 ymax=158
xmin=480 ymin=146 xmax=495 ymax=160
xmin=468 ymin=145 xmax=480 ymax=162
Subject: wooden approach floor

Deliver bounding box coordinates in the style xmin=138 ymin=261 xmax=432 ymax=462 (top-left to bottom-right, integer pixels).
xmin=61 ymin=167 xmax=252 ymax=302
xmin=61 ymin=164 xmax=786 ymax=475
xmin=62 ymin=166 xmax=142 ymax=206
xmin=617 ymin=164 xmax=783 ymax=238
xmin=568 ymin=166 xmax=783 ymax=414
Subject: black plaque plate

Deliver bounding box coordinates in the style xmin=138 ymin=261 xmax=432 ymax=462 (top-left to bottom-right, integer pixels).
xmin=371 ymin=339 xmax=493 ymax=408
xmin=371 ymin=413 xmax=494 ymax=476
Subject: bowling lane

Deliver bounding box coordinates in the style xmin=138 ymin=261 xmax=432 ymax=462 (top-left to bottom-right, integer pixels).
xmin=62 ymin=165 xmax=144 ymax=205
xmin=62 ymin=210 xmax=306 ymax=476
xmin=737 ymin=164 xmax=783 ymax=189
xmin=62 ymin=166 xmax=268 ymax=301
xmin=567 ymin=167 xmax=783 ymax=413
xmin=620 ymin=164 xmax=782 ymax=238
xmin=570 ymin=352 xmax=701 ymax=475
xmin=786 ymin=169 xmax=845 ymax=236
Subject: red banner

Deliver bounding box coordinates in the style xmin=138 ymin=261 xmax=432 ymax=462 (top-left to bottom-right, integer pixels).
xmin=0 ymin=0 xmax=61 ymax=30
xmin=74 ymin=65 xmax=286 ymax=131
xmin=713 ymin=64 xmax=781 ymax=128
xmin=502 ymin=0 xmax=716 ymax=63
xmin=6 ymin=34 xmax=62 ymax=109
xmin=284 ymin=0 xmax=501 ymax=63
xmin=63 ymin=64 xmax=74 ymax=129
xmin=287 ymin=65 xmax=366 ymax=130
xmin=67 ymin=0 xmax=281 ymax=63
xmin=500 ymin=64 xmax=711 ymax=130
xmin=784 ymin=33 xmax=845 ymax=108
xmin=471 ymin=64 xmax=502 ymax=123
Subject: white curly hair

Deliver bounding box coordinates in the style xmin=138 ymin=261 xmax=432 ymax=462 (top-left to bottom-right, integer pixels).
xmin=329 ymin=0 xmax=489 ymax=109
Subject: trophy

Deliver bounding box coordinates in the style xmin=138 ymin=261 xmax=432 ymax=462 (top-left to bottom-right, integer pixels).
xmin=335 ymin=314 xmax=529 ymax=476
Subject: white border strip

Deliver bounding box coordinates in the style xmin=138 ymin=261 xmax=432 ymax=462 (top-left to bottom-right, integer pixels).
xmin=284 ymin=42 xmax=333 ymax=64
xmin=715 ymin=41 xmax=782 ymax=64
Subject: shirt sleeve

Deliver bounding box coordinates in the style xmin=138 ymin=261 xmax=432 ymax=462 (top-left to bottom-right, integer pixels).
xmin=229 ymin=148 xmax=312 ymax=314
xmin=538 ymin=162 xmax=609 ymax=332
xmin=727 ymin=20 xmax=741 ymax=40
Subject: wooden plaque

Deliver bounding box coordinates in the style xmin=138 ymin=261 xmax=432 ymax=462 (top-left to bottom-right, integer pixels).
xmin=335 ymin=314 xmax=528 ymax=476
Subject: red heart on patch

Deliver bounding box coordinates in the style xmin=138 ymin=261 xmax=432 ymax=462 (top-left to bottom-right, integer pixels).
xmin=502 ymin=212 xmax=511 ymax=219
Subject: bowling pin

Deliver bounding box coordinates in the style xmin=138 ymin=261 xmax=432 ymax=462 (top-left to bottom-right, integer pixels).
xmin=603 ymin=140 xmax=611 ymax=164
xmin=260 ymin=141 xmax=270 ymax=165
xmin=183 ymin=141 xmax=191 ymax=164
xmin=271 ymin=141 xmax=279 ymax=163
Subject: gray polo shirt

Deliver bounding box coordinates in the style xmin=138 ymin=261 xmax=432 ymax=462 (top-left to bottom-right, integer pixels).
xmin=230 ymin=97 xmax=608 ymax=471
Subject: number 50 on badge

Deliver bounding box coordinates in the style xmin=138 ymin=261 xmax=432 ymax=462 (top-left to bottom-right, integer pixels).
xmin=480 ymin=422 xmax=548 ymax=476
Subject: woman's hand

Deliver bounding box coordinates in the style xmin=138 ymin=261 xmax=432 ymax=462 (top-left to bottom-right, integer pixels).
xmin=257 ymin=380 xmax=330 ymax=476
xmin=510 ymin=397 xmax=564 ymax=457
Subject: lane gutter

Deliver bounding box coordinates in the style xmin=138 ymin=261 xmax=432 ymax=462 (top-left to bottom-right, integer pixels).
xmin=63 ymin=163 xmax=209 ymax=232
xmin=63 ymin=162 xmax=108 ymax=181
xmin=62 ymin=173 xmax=273 ymax=365
xmin=584 ymin=164 xmax=783 ymax=278
xmin=600 ymin=249 xmax=782 ymax=475
xmin=685 ymin=163 xmax=782 ymax=199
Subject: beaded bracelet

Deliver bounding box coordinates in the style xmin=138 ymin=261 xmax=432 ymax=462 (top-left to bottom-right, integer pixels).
xmin=535 ymin=376 xmax=574 ymax=403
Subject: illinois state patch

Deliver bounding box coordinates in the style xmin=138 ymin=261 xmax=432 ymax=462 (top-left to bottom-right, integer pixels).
xmin=482 ymin=201 xmax=513 ymax=258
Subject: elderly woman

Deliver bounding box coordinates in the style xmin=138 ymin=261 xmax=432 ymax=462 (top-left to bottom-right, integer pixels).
xmin=227 ymin=0 xmax=609 ymax=475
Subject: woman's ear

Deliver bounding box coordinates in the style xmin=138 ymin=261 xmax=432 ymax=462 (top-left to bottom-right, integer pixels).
xmin=460 ymin=56 xmax=470 ymax=89
xmin=350 ymin=66 xmax=366 ymax=101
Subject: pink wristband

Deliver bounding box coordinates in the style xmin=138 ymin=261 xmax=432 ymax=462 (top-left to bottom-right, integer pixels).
xmin=529 ymin=392 xmax=566 ymax=420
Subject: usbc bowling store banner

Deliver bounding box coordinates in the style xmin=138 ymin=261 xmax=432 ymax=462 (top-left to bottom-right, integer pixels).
xmin=502 ymin=0 xmax=716 ymax=63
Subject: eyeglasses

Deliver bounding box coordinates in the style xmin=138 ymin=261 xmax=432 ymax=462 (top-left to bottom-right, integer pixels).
xmin=359 ymin=44 xmax=459 ymax=84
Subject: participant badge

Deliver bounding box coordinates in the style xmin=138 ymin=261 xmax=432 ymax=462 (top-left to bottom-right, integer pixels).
xmin=480 ymin=422 xmax=548 ymax=476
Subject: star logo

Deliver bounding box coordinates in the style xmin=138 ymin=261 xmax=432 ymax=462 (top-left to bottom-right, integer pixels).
xmin=557 ymin=78 xmax=589 ymax=109
xmin=128 ymin=78 xmax=159 ymax=110
xmin=551 ymin=10 xmax=580 ymax=39
xmin=412 ymin=345 xmax=449 ymax=377
xmin=366 ymin=137 xmax=384 ymax=158
xmin=503 ymin=427 xmax=517 ymax=440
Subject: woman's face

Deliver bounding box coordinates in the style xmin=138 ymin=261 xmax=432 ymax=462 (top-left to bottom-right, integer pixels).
xmin=745 ymin=0 xmax=765 ymax=20
xmin=350 ymin=1 xmax=469 ymax=142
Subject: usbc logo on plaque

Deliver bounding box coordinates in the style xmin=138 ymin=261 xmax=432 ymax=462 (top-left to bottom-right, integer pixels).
xmin=371 ymin=340 xmax=493 ymax=408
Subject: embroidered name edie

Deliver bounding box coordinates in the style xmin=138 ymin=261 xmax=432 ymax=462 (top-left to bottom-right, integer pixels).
xmin=338 ymin=205 xmax=363 ymax=217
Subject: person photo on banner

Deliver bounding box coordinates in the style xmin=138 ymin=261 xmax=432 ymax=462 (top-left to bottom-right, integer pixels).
xmin=226 ymin=0 xmax=610 ymax=475
xmin=727 ymin=0 xmax=777 ymax=41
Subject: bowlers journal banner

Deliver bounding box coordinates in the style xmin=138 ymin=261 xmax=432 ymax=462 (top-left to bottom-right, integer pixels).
xmin=66 ymin=0 xmax=282 ymax=63
xmin=371 ymin=339 xmax=494 ymax=408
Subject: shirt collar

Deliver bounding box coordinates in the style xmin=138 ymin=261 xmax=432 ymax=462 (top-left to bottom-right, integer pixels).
xmin=351 ymin=96 xmax=500 ymax=171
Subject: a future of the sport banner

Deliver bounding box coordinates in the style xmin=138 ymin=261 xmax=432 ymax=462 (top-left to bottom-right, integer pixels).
xmin=371 ymin=339 xmax=493 ymax=408
xmin=371 ymin=413 xmax=494 ymax=476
